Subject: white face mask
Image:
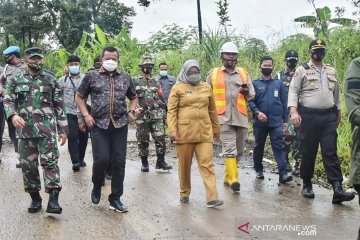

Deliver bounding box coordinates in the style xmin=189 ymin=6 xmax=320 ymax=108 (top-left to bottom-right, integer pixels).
xmin=102 ymin=60 xmax=118 ymax=72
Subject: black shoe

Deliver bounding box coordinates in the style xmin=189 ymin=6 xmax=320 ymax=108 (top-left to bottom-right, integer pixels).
xmin=279 ymin=174 xmax=293 ymax=183
xmin=206 ymin=200 xmax=224 ymax=208
xmin=46 ymin=189 xmax=62 ymax=214
xmin=28 ymin=192 xmax=42 ymax=213
xmin=141 ymin=156 xmax=149 ymax=172
xmin=301 ymin=183 xmax=315 ymax=198
xmin=91 ymin=186 xmax=101 ymax=204
xmin=332 ymin=181 xmax=356 ymax=204
xmin=79 ymin=161 xmax=86 ymax=167
xmin=16 ymin=162 xmax=22 ymax=168
xmin=256 ymin=171 xmax=264 ymax=179
xmin=354 ymin=184 xmax=360 ymax=206
xmin=72 ymin=163 xmax=80 ymax=172
xmin=180 ymin=196 xmax=189 ymax=203
xmin=109 ymin=199 xmax=128 ymax=213
xmin=156 ymin=160 xmax=172 ymax=170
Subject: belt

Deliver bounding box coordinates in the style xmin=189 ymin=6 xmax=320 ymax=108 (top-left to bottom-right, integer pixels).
xmin=298 ymin=104 xmax=337 ymax=114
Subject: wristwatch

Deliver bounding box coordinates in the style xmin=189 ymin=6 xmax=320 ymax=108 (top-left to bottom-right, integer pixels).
xmin=128 ymin=109 xmax=135 ymax=114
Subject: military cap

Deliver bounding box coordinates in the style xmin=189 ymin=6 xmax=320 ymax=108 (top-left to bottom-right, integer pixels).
xmin=3 ymin=46 xmax=20 ymax=55
xmin=309 ymin=39 xmax=326 ymax=50
xmin=24 ymin=47 xmax=44 ymax=58
xmin=138 ymin=56 xmax=154 ymax=66
xmin=285 ymin=50 xmax=298 ymax=59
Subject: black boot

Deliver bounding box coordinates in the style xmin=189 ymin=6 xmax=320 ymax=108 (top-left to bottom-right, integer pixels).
xmin=354 ymin=184 xmax=360 ymax=206
xmin=292 ymin=159 xmax=300 ymax=177
xmin=156 ymin=154 xmax=172 ymax=170
xmin=91 ymin=185 xmax=101 ymax=204
xmin=46 ymin=189 xmax=62 ymax=214
xmin=28 ymin=192 xmax=42 ymax=213
xmin=301 ymin=180 xmax=315 ymax=198
xmin=332 ymin=181 xmax=356 ymax=204
xmin=141 ymin=156 xmax=149 ymax=172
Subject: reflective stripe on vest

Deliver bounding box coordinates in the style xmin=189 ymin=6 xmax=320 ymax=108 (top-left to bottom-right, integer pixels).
xmin=211 ymin=67 xmax=248 ymax=116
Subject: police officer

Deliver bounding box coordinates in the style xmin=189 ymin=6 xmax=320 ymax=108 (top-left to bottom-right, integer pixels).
xmin=133 ymin=57 xmax=172 ymax=172
xmin=344 ymin=57 xmax=360 ymax=205
xmin=275 ymin=50 xmax=302 ymax=176
xmin=1 ymin=46 xmax=24 ymax=168
xmin=206 ymin=42 xmax=255 ymax=192
xmin=288 ymin=39 xmax=355 ymax=203
xmin=4 ymin=47 xmax=68 ymax=214
xmin=249 ymin=56 xmax=293 ymax=183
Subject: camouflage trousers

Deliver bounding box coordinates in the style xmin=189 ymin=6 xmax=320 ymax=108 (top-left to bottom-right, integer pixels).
xmin=135 ymin=119 xmax=166 ymax=157
xmin=284 ymin=119 xmax=302 ymax=161
xmin=19 ymin=136 xmax=61 ymax=193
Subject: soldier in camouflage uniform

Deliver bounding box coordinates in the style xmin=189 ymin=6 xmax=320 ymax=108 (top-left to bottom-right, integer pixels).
xmin=4 ymin=48 xmax=68 ymax=214
xmin=1 ymin=46 xmax=25 ymax=168
xmin=275 ymin=50 xmax=302 ymax=176
xmin=133 ymin=57 xmax=172 ymax=172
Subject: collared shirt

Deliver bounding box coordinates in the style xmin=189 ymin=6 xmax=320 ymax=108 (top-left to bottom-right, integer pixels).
xmin=248 ymin=77 xmax=288 ymax=128
xmin=76 ymin=68 xmax=137 ymax=129
xmin=0 ymin=61 xmax=25 ymax=94
xmin=206 ymin=66 xmax=255 ymax=128
xmin=132 ymin=75 xmax=166 ymax=120
xmin=3 ymin=69 xmax=68 ymax=138
xmin=58 ymin=73 xmax=84 ymax=115
xmin=288 ymin=60 xmax=341 ymax=110
xmin=156 ymin=74 xmax=177 ymax=107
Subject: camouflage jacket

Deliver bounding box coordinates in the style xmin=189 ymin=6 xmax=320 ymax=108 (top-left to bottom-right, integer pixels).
xmin=4 ymin=69 xmax=68 ymax=139
xmin=132 ymin=75 xmax=166 ymax=120
xmin=275 ymin=68 xmax=296 ymax=97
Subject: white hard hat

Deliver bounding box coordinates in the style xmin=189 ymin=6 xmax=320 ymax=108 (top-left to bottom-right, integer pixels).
xmin=220 ymin=42 xmax=239 ymax=54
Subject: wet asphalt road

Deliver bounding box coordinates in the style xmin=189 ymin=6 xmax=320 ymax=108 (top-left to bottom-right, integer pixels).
xmin=0 ymin=128 xmax=359 ymax=240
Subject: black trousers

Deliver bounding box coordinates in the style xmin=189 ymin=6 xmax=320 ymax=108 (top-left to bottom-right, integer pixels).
xmin=297 ymin=106 xmax=343 ymax=183
xmin=67 ymin=114 xmax=89 ymax=164
xmin=91 ymin=123 xmax=128 ymax=199
xmin=0 ymin=101 xmax=5 ymax=152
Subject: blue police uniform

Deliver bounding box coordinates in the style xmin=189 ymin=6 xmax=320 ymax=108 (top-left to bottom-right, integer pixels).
xmin=248 ymin=77 xmax=289 ymax=177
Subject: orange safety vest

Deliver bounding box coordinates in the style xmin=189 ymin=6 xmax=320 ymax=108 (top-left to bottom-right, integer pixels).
xmin=211 ymin=67 xmax=248 ymax=116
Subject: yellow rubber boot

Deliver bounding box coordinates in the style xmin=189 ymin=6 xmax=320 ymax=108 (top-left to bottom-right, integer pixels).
xmin=224 ymin=168 xmax=231 ymax=186
xmin=225 ymin=158 xmax=240 ymax=192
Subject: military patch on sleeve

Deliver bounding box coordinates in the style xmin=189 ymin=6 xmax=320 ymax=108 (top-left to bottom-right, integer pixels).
xmin=347 ymin=79 xmax=360 ymax=90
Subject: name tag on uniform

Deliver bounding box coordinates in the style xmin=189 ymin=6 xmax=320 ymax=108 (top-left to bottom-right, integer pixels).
xmin=274 ymin=89 xmax=279 ymax=97
xmin=185 ymin=90 xmax=192 ymax=95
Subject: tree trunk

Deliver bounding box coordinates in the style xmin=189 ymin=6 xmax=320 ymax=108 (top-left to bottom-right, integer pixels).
xmin=197 ymin=0 xmax=203 ymax=43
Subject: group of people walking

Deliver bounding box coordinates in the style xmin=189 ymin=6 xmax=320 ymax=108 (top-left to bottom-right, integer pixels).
xmin=0 ymin=37 xmax=359 ymax=216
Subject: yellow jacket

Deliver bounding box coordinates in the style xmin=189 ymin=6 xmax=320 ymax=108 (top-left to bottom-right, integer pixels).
xmin=167 ymin=82 xmax=220 ymax=144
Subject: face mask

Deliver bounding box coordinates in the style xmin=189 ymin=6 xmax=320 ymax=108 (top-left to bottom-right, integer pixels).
xmin=5 ymin=56 xmax=12 ymax=64
xmin=286 ymin=59 xmax=298 ymax=69
xmin=69 ymin=65 xmax=80 ymax=75
xmin=28 ymin=61 xmax=43 ymax=71
xmin=223 ymin=59 xmax=237 ymax=68
xmin=142 ymin=67 xmax=153 ymax=74
xmin=261 ymin=68 xmax=272 ymax=76
xmin=159 ymin=70 xmax=168 ymax=77
xmin=102 ymin=60 xmax=118 ymax=72
xmin=187 ymin=74 xmax=201 ymax=85
xmin=311 ymin=51 xmax=325 ymax=62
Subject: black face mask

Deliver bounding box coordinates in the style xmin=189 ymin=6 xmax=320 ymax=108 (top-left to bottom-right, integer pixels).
xmin=286 ymin=59 xmax=298 ymax=69
xmin=5 ymin=55 xmax=12 ymax=64
xmin=222 ymin=59 xmax=237 ymax=68
xmin=261 ymin=68 xmax=272 ymax=76
xmin=142 ymin=66 xmax=153 ymax=74
xmin=311 ymin=51 xmax=325 ymax=62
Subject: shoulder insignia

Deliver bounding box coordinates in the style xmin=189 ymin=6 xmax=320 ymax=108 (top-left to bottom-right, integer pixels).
xmin=301 ymin=62 xmax=310 ymax=70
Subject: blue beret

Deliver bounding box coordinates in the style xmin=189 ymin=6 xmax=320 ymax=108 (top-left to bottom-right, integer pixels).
xmin=3 ymin=46 xmax=20 ymax=55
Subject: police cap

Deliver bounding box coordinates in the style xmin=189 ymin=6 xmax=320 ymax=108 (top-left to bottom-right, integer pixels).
xmin=285 ymin=50 xmax=298 ymax=60
xmin=3 ymin=46 xmax=20 ymax=55
xmin=24 ymin=47 xmax=44 ymax=58
xmin=309 ymin=39 xmax=326 ymax=51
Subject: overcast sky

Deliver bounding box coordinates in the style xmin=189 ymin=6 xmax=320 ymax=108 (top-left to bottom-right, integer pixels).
xmin=121 ymin=0 xmax=355 ymax=47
